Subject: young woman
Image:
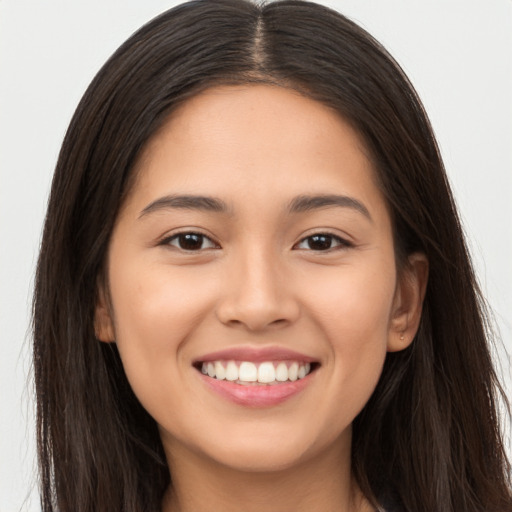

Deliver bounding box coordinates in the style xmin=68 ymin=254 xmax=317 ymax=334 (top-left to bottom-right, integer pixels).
xmin=32 ymin=1 xmax=512 ymax=511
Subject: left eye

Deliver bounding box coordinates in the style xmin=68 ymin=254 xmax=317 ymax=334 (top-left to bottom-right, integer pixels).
xmin=295 ymin=234 xmax=350 ymax=251
xmin=165 ymin=232 xmax=218 ymax=251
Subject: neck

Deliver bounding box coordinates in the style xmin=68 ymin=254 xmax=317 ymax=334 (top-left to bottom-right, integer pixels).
xmin=161 ymin=435 xmax=373 ymax=512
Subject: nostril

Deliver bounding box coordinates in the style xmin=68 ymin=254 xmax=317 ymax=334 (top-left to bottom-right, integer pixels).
xmin=270 ymin=318 xmax=288 ymax=326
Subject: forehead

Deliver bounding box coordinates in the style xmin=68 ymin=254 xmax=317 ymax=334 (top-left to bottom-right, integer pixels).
xmin=127 ymin=84 xmax=388 ymax=223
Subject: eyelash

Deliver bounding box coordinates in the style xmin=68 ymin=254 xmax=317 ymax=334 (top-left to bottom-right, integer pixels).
xmin=160 ymin=231 xmax=352 ymax=252
xmin=293 ymin=232 xmax=353 ymax=251
xmin=160 ymin=231 xmax=219 ymax=251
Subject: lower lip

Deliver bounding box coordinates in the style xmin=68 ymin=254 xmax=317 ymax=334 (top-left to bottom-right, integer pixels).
xmin=198 ymin=371 xmax=314 ymax=407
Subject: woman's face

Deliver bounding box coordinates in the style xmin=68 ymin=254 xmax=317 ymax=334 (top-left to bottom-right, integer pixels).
xmin=96 ymin=85 xmax=424 ymax=473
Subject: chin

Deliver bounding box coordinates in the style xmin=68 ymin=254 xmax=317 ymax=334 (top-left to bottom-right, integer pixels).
xmin=205 ymin=442 xmax=312 ymax=473
xmin=172 ymin=421 xmax=350 ymax=475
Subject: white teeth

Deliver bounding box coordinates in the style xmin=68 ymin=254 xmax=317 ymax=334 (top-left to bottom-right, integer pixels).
xmin=239 ymin=362 xmax=258 ymax=382
xmin=214 ymin=361 xmax=226 ymax=380
xmin=288 ymin=362 xmax=298 ymax=381
xmin=257 ymin=362 xmax=276 ymax=383
xmin=199 ymin=359 xmax=314 ymax=384
xmin=225 ymin=361 xmax=239 ymax=381
xmin=275 ymin=362 xmax=288 ymax=382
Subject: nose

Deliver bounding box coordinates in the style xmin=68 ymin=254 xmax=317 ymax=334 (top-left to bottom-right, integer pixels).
xmin=215 ymin=247 xmax=300 ymax=332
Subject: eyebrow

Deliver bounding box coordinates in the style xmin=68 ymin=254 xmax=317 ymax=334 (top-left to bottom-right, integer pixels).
xmin=139 ymin=193 xmax=371 ymax=221
xmin=139 ymin=194 xmax=229 ymax=218
xmin=288 ymin=194 xmax=372 ymax=221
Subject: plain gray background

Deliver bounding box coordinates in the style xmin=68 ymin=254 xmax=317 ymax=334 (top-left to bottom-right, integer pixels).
xmin=1 ymin=1 xmax=511 ymax=510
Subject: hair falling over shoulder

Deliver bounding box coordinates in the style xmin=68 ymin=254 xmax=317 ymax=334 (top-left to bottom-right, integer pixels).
xmin=33 ymin=1 xmax=512 ymax=511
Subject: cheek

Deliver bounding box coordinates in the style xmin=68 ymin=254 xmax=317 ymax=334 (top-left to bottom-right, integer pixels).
xmin=110 ymin=255 xmax=217 ymax=339
xmin=107 ymin=259 xmax=217 ymax=404
xmin=301 ymin=260 xmax=396 ymax=411
xmin=303 ymin=258 xmax=396 ymax=339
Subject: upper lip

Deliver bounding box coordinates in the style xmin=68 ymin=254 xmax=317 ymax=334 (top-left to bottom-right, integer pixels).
xmin=194 ymin=346 xmax=318 ymax=364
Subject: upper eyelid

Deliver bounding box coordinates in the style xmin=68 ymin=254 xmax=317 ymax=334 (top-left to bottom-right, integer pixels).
xmin=295 ymin=230 xmax=353 ymax=244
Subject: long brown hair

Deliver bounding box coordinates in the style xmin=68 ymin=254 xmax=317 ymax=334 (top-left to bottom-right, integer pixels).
xmin=33 ymin=1 xmax=512 ymax=510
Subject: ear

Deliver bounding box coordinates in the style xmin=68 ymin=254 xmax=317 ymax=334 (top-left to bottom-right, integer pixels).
xmin=94 ymin=282 xmax=115 ymax=343
xmin=387 ymin=252 xmax=429 ymax=352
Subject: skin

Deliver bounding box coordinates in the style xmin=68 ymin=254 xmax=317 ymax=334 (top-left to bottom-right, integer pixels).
xmin=96 ymin=85 xmax=428 ymax=512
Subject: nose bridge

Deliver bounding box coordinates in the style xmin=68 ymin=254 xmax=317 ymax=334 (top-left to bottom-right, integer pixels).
xmin=240 ymin=243 xmax=281 ymax=304
xmin=216 ymin=240 xmax=299 ymax=331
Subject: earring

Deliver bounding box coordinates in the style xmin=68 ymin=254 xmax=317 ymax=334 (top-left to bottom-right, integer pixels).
xmin=400 ymin=333 xmax=405 ymax=341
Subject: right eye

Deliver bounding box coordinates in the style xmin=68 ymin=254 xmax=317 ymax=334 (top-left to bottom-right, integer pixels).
xmin=163 ymin=232 xmax=218 ymax=251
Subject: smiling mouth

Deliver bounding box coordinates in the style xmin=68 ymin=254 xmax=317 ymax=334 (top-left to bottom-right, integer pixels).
xmin=194 ymin=360 xmax=319 ymax=385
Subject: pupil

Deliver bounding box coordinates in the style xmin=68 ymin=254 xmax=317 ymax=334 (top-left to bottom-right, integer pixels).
xmin=180 ymin=233 xmax=203 ymax=250
xmin=308 ymin=235 xmax=332 ymax=250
